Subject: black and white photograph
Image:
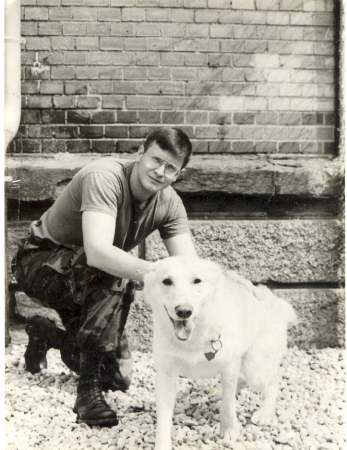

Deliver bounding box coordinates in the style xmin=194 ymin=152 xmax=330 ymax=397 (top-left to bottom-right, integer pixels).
xmin=3 ymin=0 xmax=345 ymax=449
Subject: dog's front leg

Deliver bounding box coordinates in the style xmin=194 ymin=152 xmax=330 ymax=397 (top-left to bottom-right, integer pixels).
xmin=155 ymin=369 xmax=178 ymax=450
xmin=220 ymin=366 xmax=240 ymax=444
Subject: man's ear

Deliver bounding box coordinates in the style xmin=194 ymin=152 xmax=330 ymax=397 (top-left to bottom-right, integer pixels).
xmin=137 ymin=144 xmax=144 ymax=161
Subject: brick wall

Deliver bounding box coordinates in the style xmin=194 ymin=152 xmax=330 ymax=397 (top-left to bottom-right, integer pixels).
xmin=11 ymin=0 xmax=337 ymax=155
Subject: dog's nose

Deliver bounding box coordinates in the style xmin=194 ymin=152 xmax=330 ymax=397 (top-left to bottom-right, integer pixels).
xmin=175 ymin=305 xmax=193 ymax=319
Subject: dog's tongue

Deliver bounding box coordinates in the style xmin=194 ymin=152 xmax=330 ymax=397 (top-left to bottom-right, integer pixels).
xmin=173 ymin=320 xmax=193 ymax=341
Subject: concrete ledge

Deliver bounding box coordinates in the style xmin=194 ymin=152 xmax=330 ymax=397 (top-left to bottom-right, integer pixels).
xmin=7 ymin=219 xmax=343 ymax=284
xmin=146 ymin=220 xmax=343 ymax=284
xmin=5 ymin=153 xmax=342 ymax=201
xmin=12 ymin=288 xmax=345 ymax=351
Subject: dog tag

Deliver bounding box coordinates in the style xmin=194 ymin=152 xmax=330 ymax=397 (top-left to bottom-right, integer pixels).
xmin=204 ymin=352 xmax=216 ymax=361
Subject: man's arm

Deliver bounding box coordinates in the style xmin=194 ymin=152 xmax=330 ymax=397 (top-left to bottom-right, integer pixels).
xmin=163 ymin=233 xmax=198 ymax=258
xmin=82 ymin=210 xmax=152 ymax=282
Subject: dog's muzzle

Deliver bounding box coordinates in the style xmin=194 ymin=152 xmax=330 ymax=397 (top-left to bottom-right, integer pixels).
xmin=165 ymin=306 xmax=195 ymax=341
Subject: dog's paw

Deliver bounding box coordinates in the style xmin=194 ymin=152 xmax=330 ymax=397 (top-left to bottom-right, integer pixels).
xmin=220 ymin=425 xmax=240 ymax=444
xmin=250 ymin=408 xmax=274 ymax=426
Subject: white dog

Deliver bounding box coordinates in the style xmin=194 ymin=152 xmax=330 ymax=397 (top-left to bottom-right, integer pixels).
xmin=143 ymin=256 xmax=297 ymax=450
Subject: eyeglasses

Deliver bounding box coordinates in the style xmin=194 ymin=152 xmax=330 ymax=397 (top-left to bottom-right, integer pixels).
xmin=145 ymin=153 xmax=181 ymax=177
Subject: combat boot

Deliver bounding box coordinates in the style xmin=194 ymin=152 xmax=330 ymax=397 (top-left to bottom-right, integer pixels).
xmin=24 ymin=315 xmax=66 ymax=374
xmin=73 ymin=352 xmax=119 ymax=427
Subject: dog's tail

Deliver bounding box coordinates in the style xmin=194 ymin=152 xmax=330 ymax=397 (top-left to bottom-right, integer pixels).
xmin=254 ymin=285 xmax=298 ymax=328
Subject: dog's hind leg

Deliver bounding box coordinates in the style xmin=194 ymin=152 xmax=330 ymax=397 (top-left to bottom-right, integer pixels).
xmin=154 ymin=369 xmax=178 ymax=450
xmin=220 ymin=365 xmax=241 ymax=444
xmin=251 ymin=377 xmax=279 ymax=425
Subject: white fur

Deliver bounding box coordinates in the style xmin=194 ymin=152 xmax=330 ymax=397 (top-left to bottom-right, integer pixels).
xmin=143 ymin=256 xmax=298 ymax=450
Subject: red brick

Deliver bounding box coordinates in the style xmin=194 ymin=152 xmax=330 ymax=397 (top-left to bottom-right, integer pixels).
xmin=185 ymin=82 xmax=229 ymax=96
xmin=231 ymin=0 xmax=255 ymax=8
xmin=148 ymin=38 xmax=172 ymax=52
xmin=234 ymin=113 xmax=255 ymax=124
xmin=117 ymin=140 xmax=141 ymax=153
xmin=195 ymin=127 xmax=219 ymax=139
xmin=80 ymin=126 xmax=104 ymax=138
xmin=160 ymin=0 xmax=184 ymax=6
xmin=28 ymin=96 xmax=52 ymax=109
xmin=99 ymin=67 xmax=123 ymax=80
xmin=279 ymin=112 xmax=301 ymax=125
xmin=232 ymin=142 xmax=255 ymax=153
xmin=256 ymin=84 xmax=279 ymax=97
xmin=243 ymin=11 xmax=266 ymax=24
xmin=76 ymin=66 xmax=99 ymax=79
xmin=76 ymin=96 xmax=100 ymax=109
xmin=172 ymin=68 xmax=196 ymax=81
xmin=28 ymin=125 xmax=53 ymax=138
xmin=42 ymin=110 xmax=66 ymax=124
xmin=278 ymin=142 xmax=300 ymax=153
xmin=162 ymin=111 xmax=184 ymax=124
xmin=300 ymin=142 xmax=321 ymax=154
xmin=221 ymin=41 xmax=245 ymax=53
xmin=161 ymin=53 xmax=185 ymax=66
xmin=148 ymin=68 xmax=171 ymax=80
xmin=105 ymin=126 xmax=128 ymax=138
xmin=138 ymin=111 xmax=161 ymax=123
xmin=98 ymin=8 xmax=121 ymax=21
xmin=49 ymin=7 xmax=73 ymax=20
xmin=147 ymin=8 xmax=170 ymax=21
xmin=112 ymin=81 xmax=136 ymax=94
xmin=67 ymin=111 xmax=90 ymax=123
xmin=173 ymin=38 xmax=196 ymax=52
xmin=209 ymin=112 xmax=231 ymax=125
xmin=126 ymin=97 xmax=150 ymax=110
xmin=63 ymin=51 xmax=87 ymax=65
xmin=52 ymin=37 xmax=75 ymax=50
xmin=207 ymin=0 xmax=232 ymax=7
xmin=196 ymin=39 xmax=219 ymax=53
xmin=323 ymin=142 xmax=335 ymax=154
xmin=171 ymin=9 xmax=194 ymax=22
xmin=62 ymin=0 xmax=85 ymax=4
xmin=210 ymin=24 xmax=232 ymax=38
xmin=66 ymin=140 xmax=91 ymax=153
xmin=18 ymin=139 xmax=42 ymax=153
xmin=185 ymin=54 xmax=208 ymax=66
xmin=51 ymin=66 xmax=75 ymax=79
xmin=280 ymin=26 xmax=303 ymax=40
xmin=256 ymin=112 xmax=278 ymax=124
xmin=197 ymin=68 xmax=222 ymax=81
xmin=22 ymin=22 xmax=38 ymax=35
xmin=73 ymin=7 xmax=98 ymax=20
xmin=38 ymin=0 xmax=61 ymax=4
xmin=124 ymin=38 xmax=148 ymax=51
xmin=117 ymin=111 xmax=137 ymax=123
xmin=129 ymin=126 xmax=149 ymax=138
xmin=53 ymin=126 xmax=78 ymax=138
xmin=185 ymin=112 xmax=208 ymax=124
xmin=255 ymin=142 xmax=277 ymax=153
xmin=111 ymin=23 xmax=135 ymax=36
xmin=136 ymin=23 xmax=160 ymax=36
xmin=65 ymin=81 xmax=88 ymax=95
xmin=21 ymin=110 xmax=41 ymax=124
xmin=38 ymin=22 xmax=62 ymax=35
xmin=290 ymin=12 xmax=314 ymax=25
xmin=222 ymin=68 xmax=244 ymax=82
xmin=208 ymin=141 xmax=231 ymax=153
xmin=24 ymin=7 xmax=49 ymax=20
xmin=122 ymin=8 xmax=146 ymax=21
xmin=100 ymin=37 xmax=123 ymax=50
xmin=209 ymin=54 xmax=232 ymax=67
xmin=255 ymin=0 xmax=280 ymax=9
xmin=42 ymin=140 xmax=68 ymax=153
xmin=87 ymin=23 xmax=111 ymax=36
xmin=267 ymin=11 xmax=289 ymax=24
xmin=151 ymin=96 xmax=174 ymax=109
xmin=102 ymin=96 xmax=125 ymax=109
xmin=26 ymin=37 xmax=51 ymax=50
xmin=63 ymin=23 xmax=87 ymax=36
xmin=279 ymin=0 xmax=303 ymax=11
xmin=183 ymin=0 xmax=207 ymax=7
xmin=317 ymin=127 xmax=334 ymax=140
xmin=234 ymin=25 xmax=257 ymax=39
xmin=22 ymin=81 xmax=40 ymax=94
xmin=160 ymin=23 xmax=185 ymax=37
xmin=241 ymin=127 xmax=264 ymax=139
xmin=76 ymin=37 xmax=99 ymax=50
xmin=136 ymin=53 xmax=161 ymax=66
xmin=186 ymin=24 xmax=209 ymax=37
xmin=161 ymin=82 xmax=184 ymax=95
xmin=91 ymin=140 xmax=117 ymax=153
xmin=315 ymin=11 xmax=334 ymax=26
xmin=40 ymin=81 xmax=64 ymax=94
xmin=124 ymin=67 xmax=148 ymax=80
xmin=88 ymin=52 xmax=115 ymax=65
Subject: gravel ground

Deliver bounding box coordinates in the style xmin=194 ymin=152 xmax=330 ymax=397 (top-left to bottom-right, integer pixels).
xmin=5 ymin=326 xmax=346 ymax=450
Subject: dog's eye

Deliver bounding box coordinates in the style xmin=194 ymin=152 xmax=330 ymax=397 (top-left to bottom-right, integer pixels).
xmin=162 ymin=278 xmax=173 ymax=286
xmin=193 ymin=278 xmax=202 ymax=284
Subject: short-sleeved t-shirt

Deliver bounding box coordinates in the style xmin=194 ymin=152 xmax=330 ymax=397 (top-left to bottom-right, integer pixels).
xmin=32 ymin=158 xmax=189 ymax=251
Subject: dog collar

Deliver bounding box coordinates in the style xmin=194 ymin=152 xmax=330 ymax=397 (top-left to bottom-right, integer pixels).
xmin=204 ymin=334 xmax=222 ymax=361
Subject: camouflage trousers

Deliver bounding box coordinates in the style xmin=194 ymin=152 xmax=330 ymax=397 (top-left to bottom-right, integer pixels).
xmin=11 ymin=229 xmax=135 ymax=391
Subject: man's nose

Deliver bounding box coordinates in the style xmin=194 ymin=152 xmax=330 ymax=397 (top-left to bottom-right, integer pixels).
xmin=154 ymin=162 xmax=166 ymax=176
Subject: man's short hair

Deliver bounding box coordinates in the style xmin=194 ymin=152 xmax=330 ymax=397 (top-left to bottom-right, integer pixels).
xmin=143 ymin=127 xmax=192 ymax=169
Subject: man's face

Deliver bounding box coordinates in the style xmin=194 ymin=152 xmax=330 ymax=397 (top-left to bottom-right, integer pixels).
xmin=136 ymin=142 xmax=185 ymax=196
